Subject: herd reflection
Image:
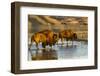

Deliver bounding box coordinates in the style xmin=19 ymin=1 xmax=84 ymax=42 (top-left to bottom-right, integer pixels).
xmin=29 ymin=41 xmax=88 ymax=60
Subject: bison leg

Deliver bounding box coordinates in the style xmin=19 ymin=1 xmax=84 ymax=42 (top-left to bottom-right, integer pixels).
xmin=72 ymin=39 xmax=73 ymax=46
xmin=42 ymin=42 xmax=46 ymax=49
xmin=61 ymin=38 xmax=64 ymax=45
xmin=49 ymin=43 xmax=53 ymax=49
xmin=36 ymin=43 xmax=39 ymax=50
xmin=66 ymin=38 xmax=69 ymax=47
xmin=56 ymin=41 xmax=59 ymax=45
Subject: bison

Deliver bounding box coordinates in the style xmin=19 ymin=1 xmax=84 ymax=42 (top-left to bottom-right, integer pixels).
xmin=30 ymin=30 xmax=59 ymax=50
xmin=59 ymin=29 xmax=77 ymax=46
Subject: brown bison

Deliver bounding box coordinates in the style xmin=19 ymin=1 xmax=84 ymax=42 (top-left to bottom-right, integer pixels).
xmin=30 ymin=30 xmax=59 ymax=50
xmin=59 ymin=29 xmax=77 ymax=46
xmin=30 ymin=32 xmax=46 ymax=49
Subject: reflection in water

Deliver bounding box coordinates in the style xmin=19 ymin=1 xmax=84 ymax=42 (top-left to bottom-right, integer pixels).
xmin=30 ymin=49 xmax=58 ymax=60
xmin=28 ymin=41 xmax=88 ymax=61
xmin=57 ymin=41 xmax=88 ymax=59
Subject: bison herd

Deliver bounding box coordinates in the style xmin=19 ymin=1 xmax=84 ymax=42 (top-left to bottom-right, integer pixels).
xmin=29 ymin=29 xmax=77 ymax=50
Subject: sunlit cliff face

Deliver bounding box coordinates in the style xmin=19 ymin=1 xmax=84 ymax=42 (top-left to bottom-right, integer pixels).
xmin=28 ymin=15 xmax=88 ymax=33
xmin=43 ymin=16 xmax=61 ymax=25
xmin=29 ymin=15 xmax=47 ymax=25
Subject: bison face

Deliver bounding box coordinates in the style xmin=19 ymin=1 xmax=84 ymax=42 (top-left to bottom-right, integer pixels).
xmin=53 ymin=33 xmax=59 ymax=42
